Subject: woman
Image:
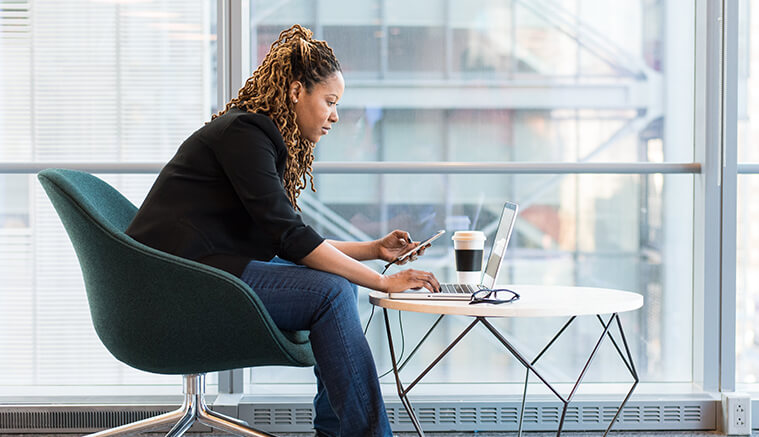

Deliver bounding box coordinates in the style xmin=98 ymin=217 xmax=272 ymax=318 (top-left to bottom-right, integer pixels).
xmin=126 ymin=24 xmax=440 ymax=437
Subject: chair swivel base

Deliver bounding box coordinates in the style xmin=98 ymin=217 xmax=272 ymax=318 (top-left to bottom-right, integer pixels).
xmin=85 ymin=374 xmax=275 ymax=437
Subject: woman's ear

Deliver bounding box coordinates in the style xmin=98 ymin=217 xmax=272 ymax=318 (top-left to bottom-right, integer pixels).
xmin=289 ymin=81 xmax=303 ymax=103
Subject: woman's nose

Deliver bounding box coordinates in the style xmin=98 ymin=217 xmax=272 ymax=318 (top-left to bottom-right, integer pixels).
xmin=329 ymin=108 xmax=339 ymax=123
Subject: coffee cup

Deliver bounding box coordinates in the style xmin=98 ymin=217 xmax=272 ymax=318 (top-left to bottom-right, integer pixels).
xmin=452 ymin=231 xmax=486 ymax=283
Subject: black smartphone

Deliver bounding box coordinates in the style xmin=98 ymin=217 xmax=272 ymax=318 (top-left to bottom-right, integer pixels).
xmin=395 ymin=229 xmax=446 ymax=263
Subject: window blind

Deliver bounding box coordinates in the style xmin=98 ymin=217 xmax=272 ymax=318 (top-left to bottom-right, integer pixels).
xmin=0 ymin=0 xmax=215 ymax=388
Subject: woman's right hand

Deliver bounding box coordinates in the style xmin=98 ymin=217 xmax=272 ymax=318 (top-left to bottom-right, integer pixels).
xmin=380 ymin=269 xmax=441 ymax=294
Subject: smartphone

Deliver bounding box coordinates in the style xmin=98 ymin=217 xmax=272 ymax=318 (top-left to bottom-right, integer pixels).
xmin=395 ymin=230 xmax=446 ymax=263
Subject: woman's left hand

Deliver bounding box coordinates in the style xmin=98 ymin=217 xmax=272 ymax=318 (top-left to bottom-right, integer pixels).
xmin=376 ymin=229 xmax=428 ymax=264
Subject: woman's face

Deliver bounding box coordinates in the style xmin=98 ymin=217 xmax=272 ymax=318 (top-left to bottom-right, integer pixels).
xmin=291 ymin=72 xmax=344 ymax=143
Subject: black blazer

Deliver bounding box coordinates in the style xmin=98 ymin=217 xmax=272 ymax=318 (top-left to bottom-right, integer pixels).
xmin=126 ymin=108 xmax=324 ymax=277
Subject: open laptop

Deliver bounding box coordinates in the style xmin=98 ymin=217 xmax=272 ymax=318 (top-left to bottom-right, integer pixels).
xmin=390 ymin=201 xmax=519 ymax=300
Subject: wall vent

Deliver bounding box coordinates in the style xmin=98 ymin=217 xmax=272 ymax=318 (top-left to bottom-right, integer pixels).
xmin=377 ymin=401 xmax=715 ymax=432
xmin=239 ymin=402 xmax=314 ymax=432
xmin=0 ymin=400 xmax=717 ymax=433
xmin=0 ymin=408 xmax=171 ymax=433
xmin=249 ymin=407 xmax=313 ymax=426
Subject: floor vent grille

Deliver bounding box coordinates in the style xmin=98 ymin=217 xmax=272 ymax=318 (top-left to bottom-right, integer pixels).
xmin=0 ymin=400 xmax=716 ymax=433
xmin=0 ymin=408 xmax=171 ymax=433
xmin=380 ymin=401 xmax=715 ymax=432
xmin=248 ymin=407 xmax=314 ymax=426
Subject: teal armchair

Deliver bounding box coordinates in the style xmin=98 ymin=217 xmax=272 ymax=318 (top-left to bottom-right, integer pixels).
xmin=38 ymin=168 xmax=315 ymax=437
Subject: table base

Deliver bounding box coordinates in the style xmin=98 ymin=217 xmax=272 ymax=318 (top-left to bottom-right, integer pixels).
xmin=381 ymin=309 xmax=639 ymax=436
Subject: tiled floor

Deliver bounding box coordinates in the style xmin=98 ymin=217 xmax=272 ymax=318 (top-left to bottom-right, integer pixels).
xmin=241 ymin=433 xmax=724 ymax=437
xmin=275 ymin=433 xmax=728 ymax=437
xmin=0 ymin=433 xmax=733 ymax=437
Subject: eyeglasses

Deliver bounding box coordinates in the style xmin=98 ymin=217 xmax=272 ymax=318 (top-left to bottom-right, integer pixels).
xmin=469 ymin=288 xmax=520 ymax=305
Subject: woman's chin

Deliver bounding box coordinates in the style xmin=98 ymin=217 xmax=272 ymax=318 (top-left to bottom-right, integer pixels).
xmin=300 ymin=133 xmax=321 ymax=143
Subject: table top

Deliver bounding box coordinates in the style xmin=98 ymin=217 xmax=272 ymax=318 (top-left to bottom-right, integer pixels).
xmin=369 ymin=285 xmax=644 ymax=318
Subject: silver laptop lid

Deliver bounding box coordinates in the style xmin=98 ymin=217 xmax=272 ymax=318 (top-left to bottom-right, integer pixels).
xmin=479 ymin=201 xmax=519 ymax=289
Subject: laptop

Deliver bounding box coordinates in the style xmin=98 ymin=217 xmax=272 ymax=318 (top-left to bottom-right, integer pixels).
xmin=390 ymin=201 xmax=519 ymax=300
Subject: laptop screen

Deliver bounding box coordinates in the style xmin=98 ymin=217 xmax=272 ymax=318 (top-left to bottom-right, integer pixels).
xmin=480 ymin=201 xmax=519 ymax=289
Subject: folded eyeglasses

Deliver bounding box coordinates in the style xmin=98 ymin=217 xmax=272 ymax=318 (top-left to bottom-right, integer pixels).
xmin=469 ymin=287 xmax=520 ymax=305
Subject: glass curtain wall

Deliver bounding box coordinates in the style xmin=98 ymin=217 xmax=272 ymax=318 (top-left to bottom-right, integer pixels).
xmin=736 ymin=0 xmax=759 ymax=386
xmin=0 ymin=0 xmax=217 ymax=392
xmin=248 ymin=0 xmax=696 ymax=389
xmin=0 ymin=0 xmax=704 ymax=398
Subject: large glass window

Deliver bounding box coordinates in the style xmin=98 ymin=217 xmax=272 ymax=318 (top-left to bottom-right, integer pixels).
xmin=248 ymin=0 xmax=695 ymax=391
xmin=0 ymin=1 xmax=217 ymax=392
xmin=737 ymin=0 xmax=759 ymax=386
xmin=0 ymin=0 xmax=707 ymax=402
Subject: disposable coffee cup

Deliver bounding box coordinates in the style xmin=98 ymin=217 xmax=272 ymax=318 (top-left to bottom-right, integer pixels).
xmin=452 ymin=231 xmax=486 ymax=284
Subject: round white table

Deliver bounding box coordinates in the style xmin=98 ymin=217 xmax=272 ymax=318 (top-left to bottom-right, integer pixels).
xmin=369 ymin=285 xmax=644 ymax=437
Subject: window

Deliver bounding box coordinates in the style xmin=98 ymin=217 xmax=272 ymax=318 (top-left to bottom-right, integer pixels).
xmin=736 ymin=0 xmax=759 ymax=385
xmin=3 ymin=1 xmax=733 ymax=413
xmin=0 ymin=0 xmax=217 ymax=391
xmin=247 ymin=1 xmax=695 ymax=390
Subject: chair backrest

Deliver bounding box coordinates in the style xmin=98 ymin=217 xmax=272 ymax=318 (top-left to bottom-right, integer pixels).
xmin=38 ymin=168 xmax=314 ymax=374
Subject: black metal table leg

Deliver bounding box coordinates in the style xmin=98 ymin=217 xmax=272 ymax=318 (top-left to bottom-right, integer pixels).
xmin=382 ymin=309 xmax=481 ymax=436
xmin=600 ymin=314 xmax=640 ymax=436
xmin=555 ymin=314 xmax=617 ymax=435
xmin=518 ymin=316 xmax=577 ymax=437
xmin=514 ymin=313 xmax=639 ymax=436
xmin=383 ymin=308 xmax=425 ymax=436
xmin=380 ymin=309 xmax=638 ymax=437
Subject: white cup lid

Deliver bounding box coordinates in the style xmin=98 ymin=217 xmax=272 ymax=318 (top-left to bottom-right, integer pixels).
xmin=451 ymin=230 xmax=486 ymax=241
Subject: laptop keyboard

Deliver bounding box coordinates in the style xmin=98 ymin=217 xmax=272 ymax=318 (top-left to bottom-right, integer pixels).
xmin=441 ymin=283 xmax=477 ymax=294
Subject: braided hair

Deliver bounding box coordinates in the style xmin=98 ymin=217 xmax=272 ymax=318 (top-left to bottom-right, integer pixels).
xmin=212 ymin=24 xmax=341 ymax=210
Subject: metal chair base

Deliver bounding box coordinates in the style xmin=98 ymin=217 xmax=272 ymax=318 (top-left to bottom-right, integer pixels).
xmin=85 ymin=374 xmax=275 ymax=437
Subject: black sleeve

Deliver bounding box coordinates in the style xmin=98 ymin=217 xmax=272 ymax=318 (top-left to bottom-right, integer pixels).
xmin=212 ymin=114 xmax=324 ymax=263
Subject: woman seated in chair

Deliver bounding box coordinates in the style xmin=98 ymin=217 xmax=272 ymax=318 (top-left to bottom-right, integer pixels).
xmin=126 ymin=24 xmax=441 ymax=437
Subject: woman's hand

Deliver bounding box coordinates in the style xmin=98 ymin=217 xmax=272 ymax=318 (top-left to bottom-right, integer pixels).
xmin=380 ymin=269 xmax=441 ymax=293
xmin=376 ymin=229 xmax=429 ymax=264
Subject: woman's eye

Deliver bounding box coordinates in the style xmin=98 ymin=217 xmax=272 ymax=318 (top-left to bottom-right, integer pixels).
xmin=327 ymin=101 xmax=336 ymax=106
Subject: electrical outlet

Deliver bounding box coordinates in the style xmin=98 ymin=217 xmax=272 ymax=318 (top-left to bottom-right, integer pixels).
xmin=722 ymin=392 xmax=751 ymax=435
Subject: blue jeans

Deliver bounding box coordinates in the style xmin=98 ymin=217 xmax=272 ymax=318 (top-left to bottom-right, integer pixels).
xmin=240 ymin=258 xmax=392 ymax=437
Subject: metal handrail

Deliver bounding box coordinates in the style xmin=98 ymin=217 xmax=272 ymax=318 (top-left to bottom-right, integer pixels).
xmin=738 ymin=163 xmax=759 ymax=174
xmin=0 ymin=161 xmax=702 ymax=175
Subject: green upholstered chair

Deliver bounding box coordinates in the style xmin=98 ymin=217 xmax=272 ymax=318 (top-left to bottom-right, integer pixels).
xmin=37 ymin=168 xmax=315 ymax=437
